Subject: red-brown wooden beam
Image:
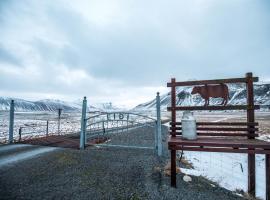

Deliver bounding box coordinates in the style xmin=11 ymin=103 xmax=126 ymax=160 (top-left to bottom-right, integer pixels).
xmin=167 ymin=77 xmax=258 ymax=87
xmin=170 ymin=132 xmax=259 ymax=137
xmin=167 ymin=105 xmax=260 ymax=111
xmin=168 ymin=137 xmax=270 ymax=149
xmin=246 ymin=72 xmax=256 ymax=196
xmin=170 ymin=127 xmax=258 ymax=132
xmin=170 ymin=122 xmax=259 ymax=126
xmin=170 ymin=78 xmax=177 ymax=187
xmin=266 ymin=154 xmax=270 ymax=200
xmin=168 ymin=145 xmax=270 ymax=154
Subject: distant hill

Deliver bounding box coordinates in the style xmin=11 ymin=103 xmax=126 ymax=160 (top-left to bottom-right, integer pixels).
xmin=0 ymin=97 xmax=122 ymax=112
xmin=134 ymin=83 xmax=270 ymax=111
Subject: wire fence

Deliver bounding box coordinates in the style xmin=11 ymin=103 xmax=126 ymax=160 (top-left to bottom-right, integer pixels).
xmin=181 ymin=151 xmax=266 ymax=199
xmin=0 ymin=111 xmax=81 ymax=144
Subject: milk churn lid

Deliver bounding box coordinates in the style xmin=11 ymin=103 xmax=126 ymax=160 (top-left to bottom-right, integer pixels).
xmin=182 ymin=111 xmax=193 ymax=119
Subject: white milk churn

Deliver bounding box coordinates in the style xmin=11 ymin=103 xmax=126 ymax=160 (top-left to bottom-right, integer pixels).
xmin=181 ymin=111 xmax=197 ymax=140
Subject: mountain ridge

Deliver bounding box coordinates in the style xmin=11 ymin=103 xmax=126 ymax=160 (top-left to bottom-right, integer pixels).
xmin=133 ymin=83 xmax=270 ymax=111
xmin=0 ymin=97 xmax=122 ymax=112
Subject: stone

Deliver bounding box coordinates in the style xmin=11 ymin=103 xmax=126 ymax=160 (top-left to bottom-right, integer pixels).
xmin=183 ymin=175 xmax=192 ymax=182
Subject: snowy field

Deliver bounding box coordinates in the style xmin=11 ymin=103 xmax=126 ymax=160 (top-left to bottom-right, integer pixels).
xmin=0 ymin=111 xmax=81 ymax=143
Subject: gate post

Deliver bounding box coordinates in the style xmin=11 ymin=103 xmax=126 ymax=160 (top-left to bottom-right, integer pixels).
xmin=156 ymin=92 xmax=162 ymax=156
xmin=9 ymin=99 xmax=15 ymax=144
xmin=80 ymin=97 xmax=87 ymax=150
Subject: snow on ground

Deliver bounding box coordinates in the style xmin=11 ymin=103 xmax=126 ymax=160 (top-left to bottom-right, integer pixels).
xmin=181 ymin=152 xmax=266 ymax=200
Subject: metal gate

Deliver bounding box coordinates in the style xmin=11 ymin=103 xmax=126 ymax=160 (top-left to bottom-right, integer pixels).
xmin=86 ymin=112 xmax=157 ymax=149
xmin=79 ymin=93 xmax=162 ymax=156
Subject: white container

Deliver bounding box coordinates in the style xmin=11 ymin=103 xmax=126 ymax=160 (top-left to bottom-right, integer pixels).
xmin=181 ymin=111 xmax=197 ymax=140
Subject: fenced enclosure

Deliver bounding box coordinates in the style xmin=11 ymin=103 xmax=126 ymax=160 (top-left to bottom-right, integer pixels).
xmin=1 ymin=93 xmax=163 ymax=156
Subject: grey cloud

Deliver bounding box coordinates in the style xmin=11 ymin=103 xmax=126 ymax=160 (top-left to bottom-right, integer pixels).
xmin=0 ymin=0 xmax=269 ymax=106
xmin=0 ymin=45 xmax=21 ymax=66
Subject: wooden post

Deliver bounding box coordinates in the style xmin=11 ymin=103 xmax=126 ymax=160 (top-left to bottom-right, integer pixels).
xmin=266 ymin=154 xmax=270 ymax=200
xmin=9 ymin=99 xmax=15 ymax=144
xmin=156 ymin=92 xmax=162 ymax=156
xmin=171 ymin=78 xmax=177 ymax=187
xmin=246 ymin=72 xmax=256 ymax=196
xmin=80 ymin=97 xmax=87 ymax=150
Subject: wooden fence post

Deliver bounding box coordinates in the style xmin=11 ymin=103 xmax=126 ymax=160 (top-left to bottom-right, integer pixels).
xmin=171 ymin=78 xmax=177 ymax=187
xmin=266 ymin=154 xmax=270 ymax=200
xmin=246 ymin=72 xmax=256 ymax=196
xmin=9 ymin=99 xmax=15 ymax=144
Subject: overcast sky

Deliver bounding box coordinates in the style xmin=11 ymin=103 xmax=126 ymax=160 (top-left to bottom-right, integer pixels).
xmin=0 ymin=0 xmax=269 ymax=108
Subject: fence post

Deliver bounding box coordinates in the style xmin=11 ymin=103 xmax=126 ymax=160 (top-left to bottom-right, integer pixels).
xmin=9 ymin=99 xmax=15 ymax=144
xmin=80 ymin=97 xmax=87 ymax=150
xmin=46 ymin=120 xmax=49 ymax=137
xmin=102 ymin=121 xmax=105 ymax=135
xmin=57 ymin=108 xmax=62 ymax=135
xmin=19 ymin=127 xmax=22 ymax=142
xmin=156 ymin=92 xmax=162 ymax=156
xmin=246 ymin=72 xmax=256 ymax=196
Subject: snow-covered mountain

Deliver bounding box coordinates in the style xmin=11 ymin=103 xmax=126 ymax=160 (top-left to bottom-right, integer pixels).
xmin=0 ymin=97 xmax=122 ymax=112
xmin=134 ymin=83 xmax=270 ymax=111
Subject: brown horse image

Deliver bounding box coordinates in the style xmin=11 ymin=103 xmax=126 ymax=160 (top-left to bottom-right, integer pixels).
xmin=191 ymin=84 xmax=229 ymax=106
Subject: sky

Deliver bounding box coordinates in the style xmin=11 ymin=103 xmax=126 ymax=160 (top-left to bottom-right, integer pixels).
xmin=0 ymin=0 xmax=269 ymax=108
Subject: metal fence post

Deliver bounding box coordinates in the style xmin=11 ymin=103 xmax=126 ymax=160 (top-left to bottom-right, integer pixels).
xmin=19 ymin=127 xmax=22 ymax=142
xmin=156 ymin=92 xmax=162 ymax=156
xmin=57 ymin=108 xmax=62 ymax=135
xmin=9 ymin=99 xmax=15 ymax=144
xmin=80 ymin=97 xmax=87 ymax=150
xmin=46 ymin=120 xmax=49 ymax=137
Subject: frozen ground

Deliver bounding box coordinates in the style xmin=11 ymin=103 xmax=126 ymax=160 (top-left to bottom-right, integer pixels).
xmin=0 ymin=111 xmax=81 ymax=143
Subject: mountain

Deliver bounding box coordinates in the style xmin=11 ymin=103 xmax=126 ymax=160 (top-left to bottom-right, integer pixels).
xmin=134 ymin=83 xmax=270 ymax=111
xmin=0 ymin=97 xmax=123 ymax=112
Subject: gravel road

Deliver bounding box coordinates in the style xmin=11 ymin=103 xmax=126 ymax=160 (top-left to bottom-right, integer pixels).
xmin=0 ymin=126 xmax=246 ymax=200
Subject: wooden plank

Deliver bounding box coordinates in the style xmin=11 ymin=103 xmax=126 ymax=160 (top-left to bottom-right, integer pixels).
xmin=167 ymin=105 xmax=260 ymax=111
xmin=170 ymin=122 xmax=259 ymax=126
xmin=171 ymin=132 xmax=259 ymax=137
xmin=170 ymin=127 xmax=258 ymax=132
xmin=168 ymin=145 xmax=270 ymax=154
xmin=168 ymin=136 xmax=270 ymax=149
xmin=167 ymin=77 xmax=259 ymax=87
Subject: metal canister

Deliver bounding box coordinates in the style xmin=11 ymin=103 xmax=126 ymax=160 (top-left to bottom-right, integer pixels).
xmin=181 ymin=111 xmax=197 ymax=140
